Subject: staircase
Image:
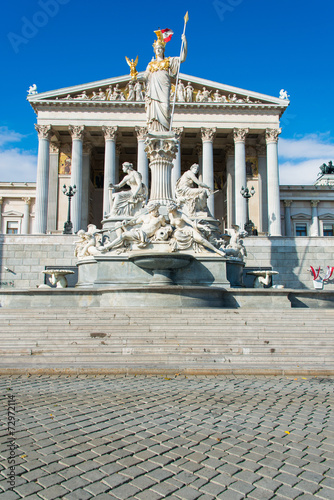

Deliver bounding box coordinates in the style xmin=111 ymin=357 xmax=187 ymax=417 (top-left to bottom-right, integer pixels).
xmin=0 ymin=308 xmax=333 ymax=375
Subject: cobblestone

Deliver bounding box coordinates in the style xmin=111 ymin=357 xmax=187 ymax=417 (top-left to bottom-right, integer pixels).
xmin=0 ymin=375 xmax=333 ymax=499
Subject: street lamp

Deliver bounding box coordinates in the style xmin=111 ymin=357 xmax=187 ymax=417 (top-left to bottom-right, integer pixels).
xmin=240 ymin=186 xmax=255 ymax=234
xmin=62 ymin=184 xmax=76 ymax=234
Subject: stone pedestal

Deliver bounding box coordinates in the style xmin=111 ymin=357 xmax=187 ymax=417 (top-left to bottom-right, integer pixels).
xmin=145 ymin=132 xmax=178 ymax=205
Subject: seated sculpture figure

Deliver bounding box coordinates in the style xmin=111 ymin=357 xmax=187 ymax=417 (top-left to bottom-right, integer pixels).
xmin=167 ymin=202 xmax=225 ymax=256
xmin=175 ymin=164 xmax=212 ymax=216
xmin=108 ymin=162 xmax=147 ymax=217
xmin=101 ymin=202 xmax=165 ymax=252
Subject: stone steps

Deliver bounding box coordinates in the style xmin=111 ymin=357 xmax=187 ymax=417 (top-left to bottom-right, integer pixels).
xmin=0 ymin=307 xmax=333 ymax=374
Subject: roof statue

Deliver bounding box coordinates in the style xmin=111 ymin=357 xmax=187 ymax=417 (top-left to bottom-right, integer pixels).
xmin=142 ymin=27 xmax=187 ymax=132
xmin=27 ymin=84 xmax=38 ymax=95
xmin=279 ymin=89 xmax=290 ymax=100
xmin=125 ymin=56 xmax=139 ymax=81
xmin=319 ymin=161 xmax=334 ymax=176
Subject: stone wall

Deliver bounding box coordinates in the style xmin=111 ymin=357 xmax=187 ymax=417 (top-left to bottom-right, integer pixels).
xmin=0 ymin=235 xmax=77 ymax=289
xmin=245 ymin=236 xmax=334 ymax=289
xmin=1 ymin=235 xmax=334 ymax=290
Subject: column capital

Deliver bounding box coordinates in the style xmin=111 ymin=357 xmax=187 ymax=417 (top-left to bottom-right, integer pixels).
xmin=311 ymin=200 xmax=320 ymax=208
xmin=35 ymin=124 xmax=52 ymax=140
xmin=265 ymin=128 xmax=282 ymax=144
xmin=283 ymin=200 xmax=292 ymax=207
xmin=82 ymin=142 xmax=93 ymax=155
xmin=0 ymin=197 xmax=3 ymax=205
xmin=22 ymin=197 xmax=32 ymax=205
xmin=201 ymin=127 xmax=216 ymax=143
xmin=135 ymin=126 xmax=148 ymax=141
xmin=172 ymin=127 xmax=184 ymax=141
xmin=102 ymin=125 xmax=118 ymax=141
xmin=233 ymin=128 xmax=249 ymax=143
xmin=195 ymin=143 xmax=202 ymax=156
xmin=116 ymin=143 xmax=122 ymax=156
xmin=256 ymin=144 xmax=266 ymax=156
xmin=69 ymin=125 xmax=85 ymax=141
xmin=49 ymin=142 xmax=60 ymax=154
xmin=225 ymin=144 xmax=234 ymax=156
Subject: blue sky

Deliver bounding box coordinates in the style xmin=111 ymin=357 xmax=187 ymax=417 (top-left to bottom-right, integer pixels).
xmin=1 ymin=0 xmax=334 ymax=184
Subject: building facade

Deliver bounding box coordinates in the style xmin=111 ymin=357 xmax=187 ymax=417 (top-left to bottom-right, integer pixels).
xmin=27 ymin=72 xmax=289 ymax=236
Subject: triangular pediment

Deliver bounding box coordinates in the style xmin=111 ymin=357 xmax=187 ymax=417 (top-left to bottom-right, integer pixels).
xmin=2 ymin=210 xmax=24 ymax=217
xmin=27 ymin=72 xmax=289 ymax=109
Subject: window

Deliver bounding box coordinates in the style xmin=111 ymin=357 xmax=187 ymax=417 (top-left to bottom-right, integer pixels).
xmin=6 ymin=221 xmax=19 ymax=234
xmin=296 ymin=223 xmax=307 ymax=236
xmin=323 ymin=224 xmax=334 ymax=236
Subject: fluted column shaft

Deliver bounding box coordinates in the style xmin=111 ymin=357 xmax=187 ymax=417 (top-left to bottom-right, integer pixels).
xmin=69 ymin=125 xmax=85 ymax=233
xmin=234 ymin=128 xmax=248 ymax=229
xmin=172 ymin=128 xmax=183 ymax=198
xmin=34 ymin=124 xmax=52 ymax=233
xmin=22 ymin=198 xmax=31 ymax=234
xmin=266 ymin=128 xmax=282 ymax=236
xmin=135 ymin=127 xmax=149 ymax=188
xmin=201 ymin=128 xmax=216 ymax=216
xmin=311 ymin=200 xmax=320 ymax=236
xmin=0 ymin=198 xmax=3 ymax=233
xmin=102 ymin=126 xmax=117 ymax=217
xmin=257 ymin=145 xmax=268 ymax=233
xmin=225 ymin=146 xmax=235 ymax=227
xmin=284 ymin=200 xmax=292 ymax=236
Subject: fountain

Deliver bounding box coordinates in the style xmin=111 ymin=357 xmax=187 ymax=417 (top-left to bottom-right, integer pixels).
xmin=74 ymin=27 xmax=246 ymax=306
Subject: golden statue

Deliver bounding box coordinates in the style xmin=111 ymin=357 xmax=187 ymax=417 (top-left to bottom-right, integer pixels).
xmin=125 ymin=56 xmax=139 ymax=80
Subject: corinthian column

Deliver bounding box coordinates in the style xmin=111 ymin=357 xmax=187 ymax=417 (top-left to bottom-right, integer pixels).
xmin=135 ymin=126 xmax=149 ymax=188
xmin=22 ymin=197 xmax=31 ymax=234
xmin=233 ymin=128 xmax=249 ymax=229
xmin=0 ymin=197 xmax=3 ymax=233
xmin=310 ymin=200 xmax=320 ymax=236
xmin=102 ymin=126 xmax=118 ymax=217
xmin=69 ymin=125 xmax=85 ymax=233
xmin=172 ymin=127 xmax=183 ymax=197
xmin=225 ymin=144 xmax=235 ymax=227
xmin=201 ymin=127 xmax=216 ymax=216
xmin=266 ymin=128 xmax=282 ymax=236
xmin=34 ymin=124 xmax=52 ymax=233
xmin=283 ymin=200 xmax=292 ymax=236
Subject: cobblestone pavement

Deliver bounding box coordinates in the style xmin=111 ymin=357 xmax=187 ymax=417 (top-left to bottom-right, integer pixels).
xmin=0 ymin=375 xmax=333 ymax=500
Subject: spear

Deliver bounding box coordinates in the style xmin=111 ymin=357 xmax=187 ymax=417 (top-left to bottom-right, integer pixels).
xmin=169 ymin=11 xmax=189 ymax=132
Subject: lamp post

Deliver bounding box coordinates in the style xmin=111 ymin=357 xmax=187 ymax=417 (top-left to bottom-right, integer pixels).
xmin=240 ymin=186 xmax=255 ymax=234
xmin=62 ymin=184 xmax=76 ymax=234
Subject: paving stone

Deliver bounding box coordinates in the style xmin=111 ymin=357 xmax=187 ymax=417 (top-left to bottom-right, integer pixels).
xmin=63 ymin=490 xmax=93 ymax=500
xmin=37 ymin=484 xmax=69 ymax=499
xmin=13 ymin=482 xmax=43 ymax=497
xmin=316 ymin=487 xmax=334 ymax=499
xmin=216 ymin=490 xmax=244 ymax=499
xmin=274 ymin=484 xmax=303 ymax=499
xmin=174 ymin=485 xmax=201 ymax=499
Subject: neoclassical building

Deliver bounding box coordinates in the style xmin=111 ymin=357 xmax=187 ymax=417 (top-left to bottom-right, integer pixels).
xmin=27 ymin=72 xmax=289 ymax=235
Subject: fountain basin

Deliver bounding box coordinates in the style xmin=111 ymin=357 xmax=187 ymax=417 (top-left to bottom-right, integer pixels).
xmin=129 ymin=253 xmax=193 ymax=285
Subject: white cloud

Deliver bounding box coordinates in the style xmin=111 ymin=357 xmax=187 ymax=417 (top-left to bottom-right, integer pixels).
xmin=0 ymin=126 xmax=25 ymax=147
xmin=0 ymin=148 xmax=37 ymax=182
xmin=279 ymin=134 xmax=334 ymax=185
xmin=279 ymin=135 xmax=334 ymax=160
